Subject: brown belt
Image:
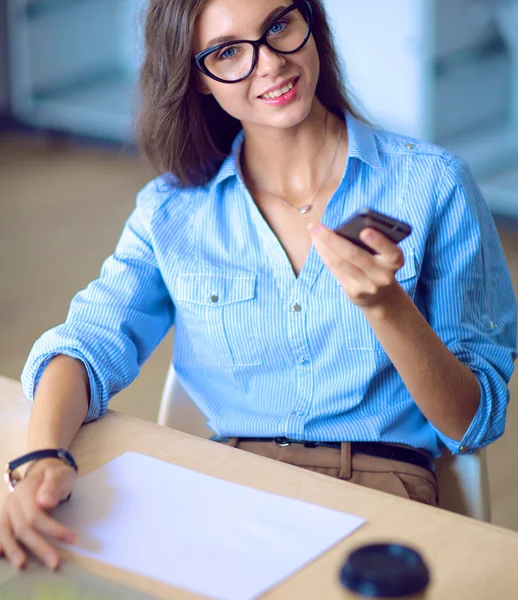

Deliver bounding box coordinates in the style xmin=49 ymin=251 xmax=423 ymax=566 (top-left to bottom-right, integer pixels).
xmin=223 ymin=437 xmax=435 ymax=474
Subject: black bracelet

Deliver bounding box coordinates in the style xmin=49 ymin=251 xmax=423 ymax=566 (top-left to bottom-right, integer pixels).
xmin=4 ymin=448 xmax=78 ymax=495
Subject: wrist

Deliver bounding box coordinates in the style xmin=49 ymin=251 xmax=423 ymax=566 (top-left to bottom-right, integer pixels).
xmin=24 ymin=456 xmax=70 ymax=478
xmin=24 ymin=443 xmax=67 ymax=475
xmin=5 ymin=448 xmax=78 ymax=492
xmin=361 ymin=281 xmax=408 ymax=322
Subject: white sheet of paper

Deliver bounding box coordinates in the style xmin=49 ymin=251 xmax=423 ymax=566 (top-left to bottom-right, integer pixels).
xmin=55 ymin=452 xmax=365 ymax=600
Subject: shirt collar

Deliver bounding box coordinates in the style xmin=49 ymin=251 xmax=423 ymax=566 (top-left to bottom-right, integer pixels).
xmin=345 ymin=112 xmax=381 ymax=169
xmin=210 ymin=130 xmax=245 ymax=191
xmin=210 ymin=110 xmax=380 ymax=191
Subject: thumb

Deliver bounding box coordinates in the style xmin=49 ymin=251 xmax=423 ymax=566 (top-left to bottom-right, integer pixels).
xmin=36 ymin=468 xmax=72 ymax=510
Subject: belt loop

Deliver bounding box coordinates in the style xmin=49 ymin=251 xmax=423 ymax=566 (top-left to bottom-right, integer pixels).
xmin=227 ymin=437 xmax=240 ymax=448
xmin=339 ymin=442 xmax=352 ymax=480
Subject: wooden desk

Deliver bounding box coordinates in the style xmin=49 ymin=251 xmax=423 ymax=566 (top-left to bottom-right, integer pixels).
xmin=1 ymin=374 xmax=518 ymax=599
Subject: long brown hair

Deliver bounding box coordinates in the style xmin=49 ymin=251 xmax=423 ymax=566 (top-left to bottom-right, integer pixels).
xmin=137 ymin=0 xmax=362 ymax=188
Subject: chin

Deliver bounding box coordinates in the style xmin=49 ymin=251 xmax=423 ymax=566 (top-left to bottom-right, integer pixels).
xmin=266 ymin=104 xmax=313 ymax=130
xmin=252 ymin=93 xmax=312 ymax=127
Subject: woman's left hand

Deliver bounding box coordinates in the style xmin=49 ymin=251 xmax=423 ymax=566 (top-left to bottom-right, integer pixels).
xmin=308 ymin=223 xmax=405 ymax=309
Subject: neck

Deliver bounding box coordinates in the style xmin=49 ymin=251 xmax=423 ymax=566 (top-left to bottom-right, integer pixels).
xmin=241 ymin=101 xmax=346 ymax=202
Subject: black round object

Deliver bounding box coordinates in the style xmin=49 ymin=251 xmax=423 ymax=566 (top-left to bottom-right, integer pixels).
xmin=339 ymin=543 xmax=430 ymax=597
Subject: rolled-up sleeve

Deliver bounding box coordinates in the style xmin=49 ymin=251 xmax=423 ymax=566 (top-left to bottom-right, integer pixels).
xmin=21 ymin=183 xmax=175 ymax=423
xmin=421 ymin=157 xmax=517 ymax=454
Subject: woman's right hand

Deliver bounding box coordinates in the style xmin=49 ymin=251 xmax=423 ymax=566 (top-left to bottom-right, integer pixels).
xmin=0 ymin=458 xmax=77 ymax=570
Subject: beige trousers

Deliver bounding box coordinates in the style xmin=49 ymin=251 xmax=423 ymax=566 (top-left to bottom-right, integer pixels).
xmin=220 ymin=439 xmax=438 ymax=506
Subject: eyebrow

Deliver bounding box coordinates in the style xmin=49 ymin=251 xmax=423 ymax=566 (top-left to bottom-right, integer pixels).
xmin=204 ymin=5 xmax=289 ymax=49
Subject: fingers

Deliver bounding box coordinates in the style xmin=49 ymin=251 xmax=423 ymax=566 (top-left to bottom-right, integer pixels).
xmin=19 ymin=507 xmax=76 ymax=545
xmin=309 ymin=223 xmax=404 ymax=277
xmin=0 ymin=519 xmax=27 ymax=569
xmin=309 ymin=223 xmax=372 ymax=284
xmin=0 ymin=499 xmax=74 ymax=571
xmin=0 ymin=463 xmax=77 ymax=571
xmin=310 ymin=222 xmax=371 ymax=261
xmin=12 ymin=517 xmax=60 ymax=570
xmin=9 ymin=502 xmax=68 ymax=570
xmin=359 ymin=228 xmax=404 ymax=269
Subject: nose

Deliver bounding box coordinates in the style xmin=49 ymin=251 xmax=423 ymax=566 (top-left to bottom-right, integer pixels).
xmin=255 ymin=44 xmax=286 ymax=77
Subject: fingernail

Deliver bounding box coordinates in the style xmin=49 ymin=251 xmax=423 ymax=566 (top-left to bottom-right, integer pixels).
xmin=45 ymin=554 xmax=58 ymax=570
xmin=64 ymin=534 xmax=76 ymax=544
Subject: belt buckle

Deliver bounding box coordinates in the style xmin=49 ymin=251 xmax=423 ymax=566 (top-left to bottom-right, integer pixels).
xmin=274 ymin=437 xmax=291 ymax=447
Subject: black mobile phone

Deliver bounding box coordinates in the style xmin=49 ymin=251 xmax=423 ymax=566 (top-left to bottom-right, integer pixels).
xmin=335 ymin=208 xmax=412 ymax=255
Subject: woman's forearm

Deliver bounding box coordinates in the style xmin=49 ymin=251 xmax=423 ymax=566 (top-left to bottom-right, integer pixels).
xmin=27 ymin=355 xmax=90 ymax=453
xmin=362 ymin=283 xmax=480 ymax=442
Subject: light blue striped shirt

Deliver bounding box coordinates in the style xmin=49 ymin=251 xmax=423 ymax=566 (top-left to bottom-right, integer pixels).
xmin=22 ymin=113 xmax=517 ymax=458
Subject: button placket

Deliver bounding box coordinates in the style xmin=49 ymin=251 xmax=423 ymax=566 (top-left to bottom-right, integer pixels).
xmin=284 ymin=294 xmax=314 ymax=437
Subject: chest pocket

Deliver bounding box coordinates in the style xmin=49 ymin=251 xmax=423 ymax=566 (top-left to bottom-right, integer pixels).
xmin=175 ymin=273 xmax=262 ymax=366
xmin=340 ymin=249 xmax=418 ymax=350
xmin=394 ymin=249 xmax=419 ymax=295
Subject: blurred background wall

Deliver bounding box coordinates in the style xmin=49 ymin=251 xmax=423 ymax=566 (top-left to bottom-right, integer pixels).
xmin=0 ymin=0 xmax=9 ymax=114
xmin=0 ymin=0 xmax=517 ymax=529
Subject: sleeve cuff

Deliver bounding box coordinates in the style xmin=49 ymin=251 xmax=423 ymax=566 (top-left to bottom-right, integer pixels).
xmin=21 ymin=350 xmax=104 ymax=424
xmin=431 ymin=378 xmax=499 ymax=455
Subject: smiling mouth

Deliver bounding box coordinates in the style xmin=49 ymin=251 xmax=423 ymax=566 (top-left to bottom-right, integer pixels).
xmin=259 ymin=77 xmax=298 ymax=99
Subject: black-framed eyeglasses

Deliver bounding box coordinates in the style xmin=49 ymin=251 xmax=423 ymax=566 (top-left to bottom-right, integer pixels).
xmin=193 ymin=0 xmax=313 ymax=84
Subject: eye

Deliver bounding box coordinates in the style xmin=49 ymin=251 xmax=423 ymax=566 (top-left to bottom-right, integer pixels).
xmin=267 ymin=20 xmax=288 ymax=35
xmin=217 ymin=46 xmax=238 ymax=61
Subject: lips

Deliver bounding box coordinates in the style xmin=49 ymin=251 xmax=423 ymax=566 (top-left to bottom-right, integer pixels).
xmin=259 ymin=77 xmax=298 ymax=99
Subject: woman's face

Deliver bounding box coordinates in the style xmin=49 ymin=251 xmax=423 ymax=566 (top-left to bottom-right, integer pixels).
xmin=193 ymin=0 xmax=320 ymax=131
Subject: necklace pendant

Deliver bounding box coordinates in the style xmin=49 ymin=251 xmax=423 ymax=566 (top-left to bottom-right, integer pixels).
xmin=299 ymin=204 xmax=312 ymax=214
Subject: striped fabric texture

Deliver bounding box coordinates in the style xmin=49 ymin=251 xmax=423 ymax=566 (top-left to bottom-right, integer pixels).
xmin=22 ymin=113 xmax=517 ymax=457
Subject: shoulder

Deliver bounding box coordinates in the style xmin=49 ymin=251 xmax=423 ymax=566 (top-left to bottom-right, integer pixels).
xmin=372 ymin=127 xmax=467 ymax=173
xmin=371 ymin=126 xmax=476 ymax=196
xmin=135 ymin=174 xmax=213 ymax=227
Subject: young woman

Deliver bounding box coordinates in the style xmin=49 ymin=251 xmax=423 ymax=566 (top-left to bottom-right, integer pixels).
xmin=1 ymin=0 xmax=516 ymax=571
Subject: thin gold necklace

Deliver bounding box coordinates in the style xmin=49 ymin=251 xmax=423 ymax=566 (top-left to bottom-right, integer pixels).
xmin=246 ymin=124 xmax=342 ymax=215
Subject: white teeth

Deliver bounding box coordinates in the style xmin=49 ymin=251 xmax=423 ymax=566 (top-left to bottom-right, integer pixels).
xmin=261 ymin=80 xmax=295 ymax=99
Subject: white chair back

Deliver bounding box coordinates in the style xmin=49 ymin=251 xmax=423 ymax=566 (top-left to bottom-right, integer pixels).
xmin=158 ymin=364 xmax=214 ymax=439
xmin=159 ymin=364 xmax=491 ymax=521
xmin=435 ymin=447 xmax=490 ymax=521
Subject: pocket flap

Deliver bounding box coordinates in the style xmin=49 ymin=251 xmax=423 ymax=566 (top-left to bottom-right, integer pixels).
xmin=176 ymin=274 xmax=257 ymax=306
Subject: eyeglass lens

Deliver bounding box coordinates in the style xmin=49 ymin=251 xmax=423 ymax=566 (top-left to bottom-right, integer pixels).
xmin=203 ymin=5 xmax=309 ymax=82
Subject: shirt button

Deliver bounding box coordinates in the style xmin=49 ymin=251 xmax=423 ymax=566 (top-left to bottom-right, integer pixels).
xmin=459 ymin=445 xmax=468 ymax=453
xmin=406 ymin=143 xmax=415 ymax=149
xmin=293 ymin=411 xmax=305 ymax=417
xmin=293 ymin=303 xmax=302 ymax=312
xmin=300 ymin=358 xmax=310 ymax=366
xmin=210 ymin=295 xmax=219 ymax=303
